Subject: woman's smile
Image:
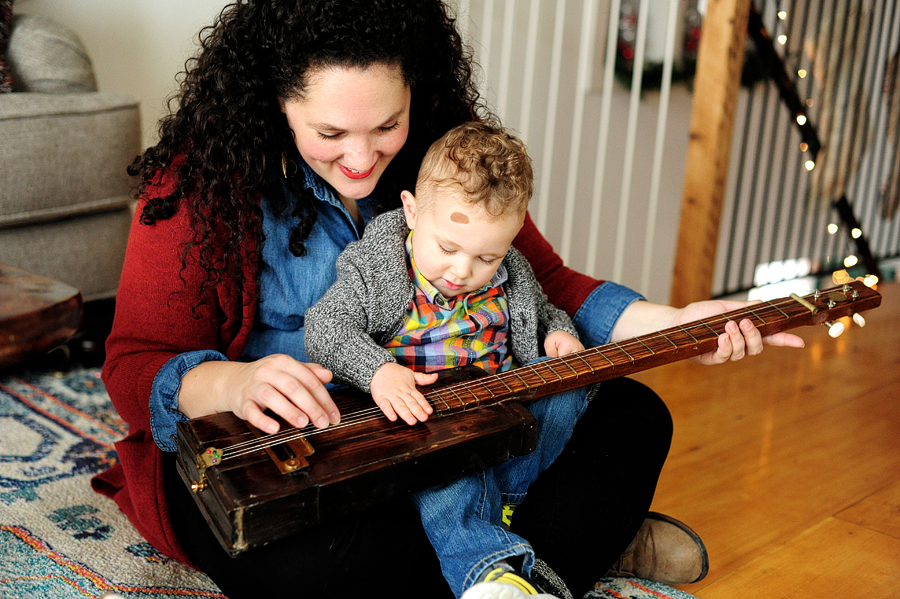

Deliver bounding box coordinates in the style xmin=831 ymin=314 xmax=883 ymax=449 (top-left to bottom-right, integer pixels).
xmin=339 ymin=163 xmax=376 ymax=180
xmin=281 ymin=63 xmax=411 ymax=220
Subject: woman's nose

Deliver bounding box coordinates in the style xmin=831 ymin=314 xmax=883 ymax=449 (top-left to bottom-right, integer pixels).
xmin=345 ymin=136 xmax=375 ymax=169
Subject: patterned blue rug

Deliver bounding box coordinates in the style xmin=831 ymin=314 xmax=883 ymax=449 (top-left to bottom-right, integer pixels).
xmin=0 ymin=364 xmax=697 ymax=599
xmin=0 ymin=365 xmax=225 ymax=598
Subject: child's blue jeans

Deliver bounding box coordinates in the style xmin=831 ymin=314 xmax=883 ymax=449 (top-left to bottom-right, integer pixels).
xmin=411 ymin=383 xmax=591 ymax=598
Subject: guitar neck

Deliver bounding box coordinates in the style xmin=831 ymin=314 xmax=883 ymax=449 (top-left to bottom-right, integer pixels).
xmin=424 ymin=281 xmax=881 ymax=414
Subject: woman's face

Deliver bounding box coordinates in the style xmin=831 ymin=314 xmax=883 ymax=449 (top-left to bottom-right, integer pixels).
xmin=281 ymin=63 xmax=411 ymax=210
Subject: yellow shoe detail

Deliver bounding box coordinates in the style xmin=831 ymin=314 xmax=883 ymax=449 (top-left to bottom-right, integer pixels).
xmin=482 ymin=568 xmax=539 ymax=594
xmin=502 ymin=504 xmax=516 ymax=527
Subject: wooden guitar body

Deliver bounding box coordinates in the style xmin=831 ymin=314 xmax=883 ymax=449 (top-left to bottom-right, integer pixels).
xmin=176 ymin=379 xmax=537 ymax=555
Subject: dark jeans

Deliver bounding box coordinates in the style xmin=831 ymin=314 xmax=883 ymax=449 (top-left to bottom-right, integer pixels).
xmin=164 ymin=377 xmax=672 ymax=599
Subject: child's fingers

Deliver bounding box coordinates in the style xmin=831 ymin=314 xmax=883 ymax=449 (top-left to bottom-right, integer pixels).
xmin=413 ymin=371 xmax=439 ymax=387
xmin=398 ymin=391 xmax=432 ymax=423
xmin=378 ymin=393 xmax=430 ymax=426
xmin=393 ymin=400 xmax=418 ymax=426
xmin=557 ymin=339 xmax=585 ymax=357
xmin=373 ymin=395 xmax=399 ymax=422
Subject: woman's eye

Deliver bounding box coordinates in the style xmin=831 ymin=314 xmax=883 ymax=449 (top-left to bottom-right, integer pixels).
xmin=380 ymin=122 xmax=401 ymax=133
xmin=316 ymin=131 xmax=342 ymax=140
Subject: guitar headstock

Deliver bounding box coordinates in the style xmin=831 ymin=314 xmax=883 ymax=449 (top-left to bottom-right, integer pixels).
xmin=789 ymin=280 xmax=882 ymax=337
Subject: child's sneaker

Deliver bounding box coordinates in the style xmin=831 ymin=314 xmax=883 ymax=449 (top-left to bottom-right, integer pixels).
xmin=460 ymin=566 xmax=559 ymax=599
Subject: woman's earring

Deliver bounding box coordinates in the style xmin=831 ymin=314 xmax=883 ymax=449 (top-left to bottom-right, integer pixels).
xmin=281 ymin=151 xmax=288 ymax=179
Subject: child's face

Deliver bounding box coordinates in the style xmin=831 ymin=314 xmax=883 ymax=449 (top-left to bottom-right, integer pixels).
xmin=400 ymin=187 xmax=523 ymax=298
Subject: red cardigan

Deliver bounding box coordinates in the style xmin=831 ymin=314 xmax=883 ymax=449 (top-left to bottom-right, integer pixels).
xmin=92 ymin=170 xmax=601 ymax=564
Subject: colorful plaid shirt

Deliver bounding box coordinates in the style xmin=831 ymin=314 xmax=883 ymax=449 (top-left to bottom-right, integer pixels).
xmin=384 ymin=233 xmax=514 ymax=374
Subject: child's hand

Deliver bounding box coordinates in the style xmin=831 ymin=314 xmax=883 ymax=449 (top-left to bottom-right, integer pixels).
xmin=370 ymin=362 xmax=438 ymax=425
xmin=544 ymin=330 xmax=585 ymax=357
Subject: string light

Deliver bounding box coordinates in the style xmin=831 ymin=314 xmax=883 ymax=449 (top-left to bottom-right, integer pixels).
xmin=832 ymin=269 xmax=852 ymax=285
xmin=776 ymin=8 xmax=882 ymax=291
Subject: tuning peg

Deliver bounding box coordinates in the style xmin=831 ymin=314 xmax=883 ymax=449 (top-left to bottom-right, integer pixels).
xmin=852 ymin=313 xmax=866 ymax=328
xmin=824 ymin=320 xmax=845 ymax=338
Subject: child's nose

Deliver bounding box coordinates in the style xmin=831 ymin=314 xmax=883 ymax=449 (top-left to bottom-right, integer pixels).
xmin=451 ymin=258 xmax=472 ymax=280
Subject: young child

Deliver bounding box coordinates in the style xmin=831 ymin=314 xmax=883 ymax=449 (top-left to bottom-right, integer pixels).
xmin=305 ymin=121 xmax=590 ymax=599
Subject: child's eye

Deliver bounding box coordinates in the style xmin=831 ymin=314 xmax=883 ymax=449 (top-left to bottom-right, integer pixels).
xmin=439 ymin=245 xmax=455 ymax=255
xmin=479 ymin=256 xmax=500 ymax=265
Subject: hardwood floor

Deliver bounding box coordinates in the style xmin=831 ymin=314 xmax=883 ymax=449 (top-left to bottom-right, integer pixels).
xmin=632 ymin=282 xmax=900 ymax=598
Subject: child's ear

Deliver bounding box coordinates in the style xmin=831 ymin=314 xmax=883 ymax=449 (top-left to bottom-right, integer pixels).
xmin=400 ymin=190 xmax=418 ymax=229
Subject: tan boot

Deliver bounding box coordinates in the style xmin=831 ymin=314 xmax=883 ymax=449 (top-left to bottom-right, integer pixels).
xmin=606 ymin=512 xmax=709 ymax=585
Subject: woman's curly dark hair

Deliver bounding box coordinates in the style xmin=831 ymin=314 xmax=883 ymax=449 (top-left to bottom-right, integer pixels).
xmin=131 ymin=0 xmax=487 ymax=303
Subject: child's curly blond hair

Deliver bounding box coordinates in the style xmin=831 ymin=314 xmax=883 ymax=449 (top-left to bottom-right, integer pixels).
xmin=415 ymin=121 xmax=533 ymax=218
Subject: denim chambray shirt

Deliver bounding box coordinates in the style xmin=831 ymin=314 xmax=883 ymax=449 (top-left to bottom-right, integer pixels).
xmin=147 ymin=162 xmax=644 ymax=452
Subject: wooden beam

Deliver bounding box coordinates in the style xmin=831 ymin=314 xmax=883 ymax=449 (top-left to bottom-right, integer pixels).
xmin=670 ymin=0 xmax=751 ymax=306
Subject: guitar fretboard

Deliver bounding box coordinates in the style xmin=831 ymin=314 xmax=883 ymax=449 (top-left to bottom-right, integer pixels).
xmin=424 ymin=292 xmax=810 ymax=413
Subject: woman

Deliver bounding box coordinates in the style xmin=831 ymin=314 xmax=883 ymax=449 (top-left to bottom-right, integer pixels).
xmin=93 ymin=1 xmax=803 ymax=598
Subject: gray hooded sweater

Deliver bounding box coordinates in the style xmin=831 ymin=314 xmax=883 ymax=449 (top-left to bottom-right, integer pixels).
xmin=304 ymin=208 xmax=578 ymax=392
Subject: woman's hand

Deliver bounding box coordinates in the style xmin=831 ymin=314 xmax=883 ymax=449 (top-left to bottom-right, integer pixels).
xmin=673 ymin=300 xmax=806 ymax=365
xmin=611 ymin=299 xmax=806 ymax=366
xmin=179 ymin=354 xmax=340 ymax=434
xmin=370 ymin=362 xmax=437 ymax=425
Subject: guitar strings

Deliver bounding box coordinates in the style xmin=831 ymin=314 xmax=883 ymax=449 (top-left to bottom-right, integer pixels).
xmin=424 ymin=296 xmax=802 ymax=402
xmin=221 ymin=405 xmax=390 ymax=459
xmin=211 ymin=294 xmax=811 ymax=462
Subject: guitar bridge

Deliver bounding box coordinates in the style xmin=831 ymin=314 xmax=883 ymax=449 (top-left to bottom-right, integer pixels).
xmin=248 ymin=424 xmax=315 ymax=474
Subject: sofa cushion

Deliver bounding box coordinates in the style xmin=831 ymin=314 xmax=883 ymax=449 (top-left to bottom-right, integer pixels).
xmin=0 ymin=0 xmax=12 ymax=93
xmin=0 ymin=92 xmax=140 ymax=227
xmin=8 ymin=13 xmax=96 ymax=93
xmin=0 ymin=207 xmax=132 ymax=301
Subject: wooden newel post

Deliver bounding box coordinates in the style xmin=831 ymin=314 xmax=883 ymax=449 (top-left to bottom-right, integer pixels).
xmin=670 ymin=0 xmax=751 ymax=307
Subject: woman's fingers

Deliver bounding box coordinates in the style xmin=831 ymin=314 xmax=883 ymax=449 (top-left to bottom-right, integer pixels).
xmin=739 ymin=318 xmax=764 ymax=356
xmin=239 ymin=393 xmax=282 ymax=434
xmin=280 ymin=360 xmax=339 ymax=425
xmin=231 ymin=355 xmax=339 ymax=434
xmin=715 ymin=319 xmax=755 ymax=362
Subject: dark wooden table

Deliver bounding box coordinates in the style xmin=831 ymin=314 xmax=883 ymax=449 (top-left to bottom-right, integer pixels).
xmin=0 ymin=262 xmax=83 ymax=368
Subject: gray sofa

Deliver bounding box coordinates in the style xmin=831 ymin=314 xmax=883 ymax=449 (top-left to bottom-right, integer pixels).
xmin=0 ymin=14 xmax=139 ymax=301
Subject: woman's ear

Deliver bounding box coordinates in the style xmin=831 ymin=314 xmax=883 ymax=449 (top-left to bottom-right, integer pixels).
xmin=400 ymin=190 xmax=418 ymax=229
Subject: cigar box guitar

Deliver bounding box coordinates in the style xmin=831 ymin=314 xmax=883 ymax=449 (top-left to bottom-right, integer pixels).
xmin=175 ymin=281 xmax=881 ymax=555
